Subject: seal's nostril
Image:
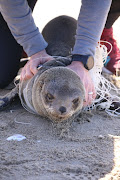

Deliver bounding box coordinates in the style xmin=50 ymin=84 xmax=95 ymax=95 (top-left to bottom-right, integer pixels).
xmin=59 ymin=106 xmax=66 ymax=114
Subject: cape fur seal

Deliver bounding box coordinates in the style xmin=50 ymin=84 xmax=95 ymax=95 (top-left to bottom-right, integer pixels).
xmin=0 ymin=15 xmax=85 ymax=122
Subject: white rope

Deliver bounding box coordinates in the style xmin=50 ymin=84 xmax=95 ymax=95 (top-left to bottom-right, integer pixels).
xmin=85 ymin=41 xmax=120 ymax=117
xmin=19 ymin=42 xmax=120 ymax=117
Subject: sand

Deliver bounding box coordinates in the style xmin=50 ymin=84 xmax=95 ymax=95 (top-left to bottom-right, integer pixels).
xmin=0 ymin=87 xmax=120 ymax=180
xmin=1 ymin=1 xmax=120 ymax=180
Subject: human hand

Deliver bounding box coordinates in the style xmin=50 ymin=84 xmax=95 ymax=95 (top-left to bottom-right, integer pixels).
xmin=67 ymin=61 xmax=96 ymax=106
xmin=20 ymin=49 xmax=54 ymax=81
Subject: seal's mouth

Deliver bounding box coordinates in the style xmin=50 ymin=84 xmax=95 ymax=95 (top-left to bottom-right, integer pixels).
xmin=48 ymin=112 xmax=73 ymax=122
xmin=44 ymin=105 xmax=75 ymax=122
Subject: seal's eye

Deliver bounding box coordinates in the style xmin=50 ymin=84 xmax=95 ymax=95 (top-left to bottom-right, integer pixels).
xmin=72 ymin=97 xmax=79 ymax=108
xmin=46 ymin=93 xmax=54 ymax=102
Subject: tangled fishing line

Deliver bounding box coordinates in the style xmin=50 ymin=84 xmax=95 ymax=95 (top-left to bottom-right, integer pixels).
xmin=85 ymin=41 xmax=120 ymax=117
xmin=19 ymin=41 xmax=120 ymax=118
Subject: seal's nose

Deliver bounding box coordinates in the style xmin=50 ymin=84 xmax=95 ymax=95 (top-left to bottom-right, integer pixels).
xmin=59 ymin=106 xmax=66 ymax=114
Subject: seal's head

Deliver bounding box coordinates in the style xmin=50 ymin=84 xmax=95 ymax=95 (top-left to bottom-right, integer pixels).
xmin=32 ymin=67 xmax=85 ymax=122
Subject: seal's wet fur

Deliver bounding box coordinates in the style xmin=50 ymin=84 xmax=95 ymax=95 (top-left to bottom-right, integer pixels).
xmin=42 ymin=15 xmax=77 ymax=57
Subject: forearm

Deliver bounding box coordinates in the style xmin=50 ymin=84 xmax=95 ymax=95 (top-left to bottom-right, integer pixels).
xmin=72 ymin=0 xmax=112 ymax=56
xmin=0 ymin=0 xmax=47 ymax=56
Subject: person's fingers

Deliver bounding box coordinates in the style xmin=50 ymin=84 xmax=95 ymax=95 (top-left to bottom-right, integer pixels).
xmin=29 ymin=61 xmax=38 ymax=75
xmin=25 ymin=63 xmax=34 ymax=80
xmin=20 ymin=62 xmax=33 ymax=81
xmin=20 ymin=49 xmax=54 ymax=81
xmin=88 ymin=92 xmax=94 ymax=105
xmin=83 ymin=93 xmax=93 ymax=106
xmin=67 ymin=61 xmax=97 ymax=107
xmin=83 ymin=82 xmax=96 ymax=106
xmin=92 ymin=89 xmax=96 ymax=100
xmin=20 ymin=63 xmax=28 ymax=81
xmin=20 ymin=69 xmax=25 ymax=81
xmin=84 ymin=89 xmax=88 ymax=106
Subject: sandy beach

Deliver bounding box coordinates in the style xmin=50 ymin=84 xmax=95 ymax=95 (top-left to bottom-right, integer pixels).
xmin=0 ymin=1 xmax=120 ymax=180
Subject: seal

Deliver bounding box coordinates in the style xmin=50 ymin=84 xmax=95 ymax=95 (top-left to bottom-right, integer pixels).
xmin=0 ymin=15 xmax=85 ymax=122
xmin=18 ymin=57 xmax=85 ymax=122
xmin=42 ymin=15 xmax=77 ymax=57
xmin=0 ymin=15 xmax=120 ymax=120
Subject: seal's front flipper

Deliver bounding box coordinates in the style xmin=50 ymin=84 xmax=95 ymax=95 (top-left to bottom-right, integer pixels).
xmin=0 ymin=85 xmax=19 ymax=111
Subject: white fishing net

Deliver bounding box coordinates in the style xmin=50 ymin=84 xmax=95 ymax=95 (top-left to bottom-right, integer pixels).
xmin=85 ymin=41 xmax=120 ymax=117
xmin=19 ymin=41 xmax=120 ymax=118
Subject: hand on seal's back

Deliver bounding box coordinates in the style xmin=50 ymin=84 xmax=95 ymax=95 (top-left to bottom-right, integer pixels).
xmin=20 ymin=49 xmax=54 ymax=81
